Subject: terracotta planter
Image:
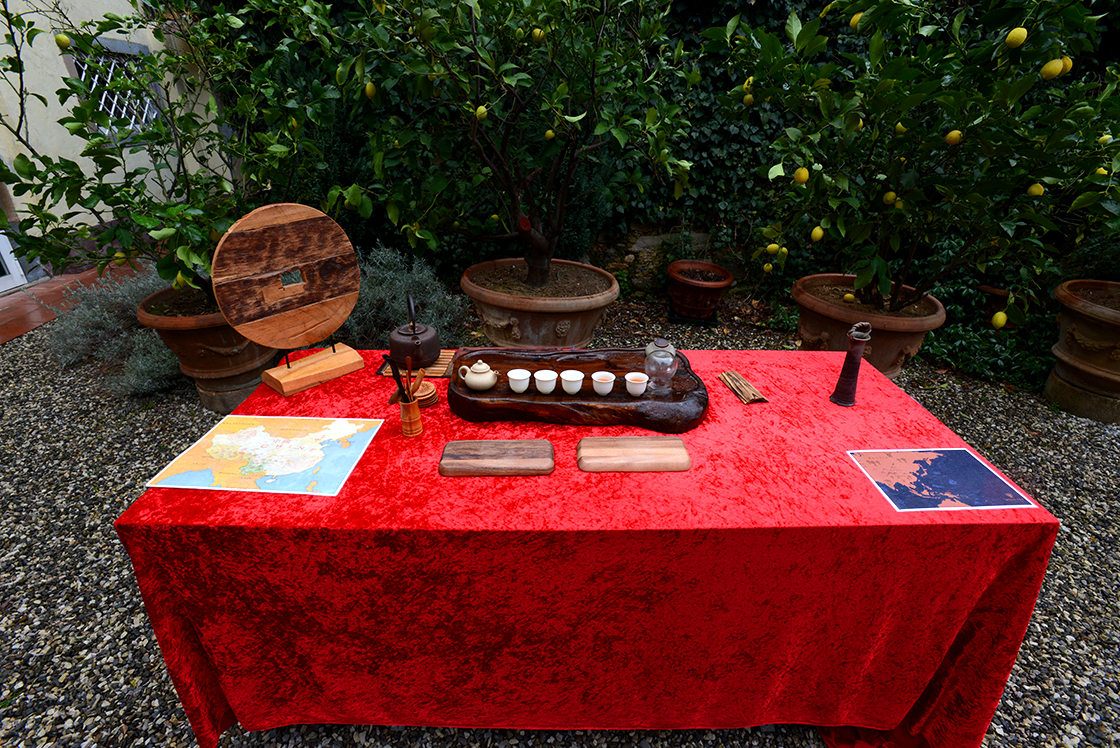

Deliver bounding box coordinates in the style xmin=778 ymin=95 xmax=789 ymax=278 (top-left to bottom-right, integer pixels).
xmin=460 ymin=258 xmax=620 ymax=347
xmin=791 ymin=273 xmax=946 ymax=379
xmin=667 ymin=259 xmax=734 ymax=320
xmin=1044 ymin=279 xmax=1120 ymax=423
xmin=138 ymin=288 xmax=279 ymax=414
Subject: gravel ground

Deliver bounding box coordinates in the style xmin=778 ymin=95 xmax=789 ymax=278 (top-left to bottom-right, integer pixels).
xmin=1 ymin=296 xmax=1117 ymax=748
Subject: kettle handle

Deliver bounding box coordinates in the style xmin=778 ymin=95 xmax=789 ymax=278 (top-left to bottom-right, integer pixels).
xmin=459 ymin=365 xmax=470 ymax=379
xmin=407 ymin=294 xmax=416 ymax=329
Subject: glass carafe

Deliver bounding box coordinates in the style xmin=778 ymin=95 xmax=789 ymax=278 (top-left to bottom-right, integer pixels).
xmin=644 ymin=338 xmax=678 ymax=394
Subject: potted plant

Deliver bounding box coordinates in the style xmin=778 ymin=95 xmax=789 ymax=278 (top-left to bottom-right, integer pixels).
xmin=1045 ymin=233 xmax=1120 ymax=421
xmin=323 ymin=0 xmax=693 ymax=346
xmin=0 ymin=4 xmax=329 ymax=409
xmin=714 ymin=0 xmax=1118 ymax=377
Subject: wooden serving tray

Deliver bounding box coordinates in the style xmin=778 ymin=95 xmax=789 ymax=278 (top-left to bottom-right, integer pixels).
xmin=576 ymin=437 xmax=691 ymax=473
xmin=438 ymin=439 xmax=555 ymax=476
xmin=446 ymin=348 xmax=709 ymax=434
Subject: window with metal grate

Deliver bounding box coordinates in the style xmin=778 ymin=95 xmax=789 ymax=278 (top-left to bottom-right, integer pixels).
xmin=73 ymin=49 xmax=160 ymax=131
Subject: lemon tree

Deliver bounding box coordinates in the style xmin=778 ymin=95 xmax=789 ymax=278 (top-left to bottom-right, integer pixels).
xmin=717 ymin=0 xmax=1120 ymax=313
xmin=323 ymin=0 xmax=692 ymax=286
xmin=0 ymin=1 xmax=328 ymax=292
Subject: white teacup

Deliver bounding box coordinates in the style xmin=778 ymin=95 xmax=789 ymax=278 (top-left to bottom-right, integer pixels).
xmin=591 ymin=371 xmax=616 ymax=396
xmin=533 ymin=369 xmax=558 ymax=394
xmin=625 ymin=372 xmax=649 ymax=397
xmin=507 ymin=368 xmax=531 ymax=393
xmin=560 ymin=370 xmax=585 ymax=395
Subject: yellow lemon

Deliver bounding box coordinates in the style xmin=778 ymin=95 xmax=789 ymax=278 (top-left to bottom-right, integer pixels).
xmin=992 ymin=311 xmax=1008 ymax=329
xmin=894 ymin=122 xmax=907 ymax=135
xmin=1040 ymin=59 xmax=1064 ymax=80
xmin=173 ymin=272 xmax=188 ymax=290
xmin=794 ymin=167 xmax=810 ymax=184
xmin=1095 ymin=167 xmax=1108 ymax=175
xmin=515 ymin=27 xmax=525 ymax=40
xmin=849 ymin=12 xmax=863 ymax=30
xmin=857 ymin=117 xmax=864 ymax=131
xmin=945 ymin=129 xmax=962 ymax=146
xmin=1005 ymin=27 xmax=1027 ymax=48
xmin=843 ymin=293 xmax=856 ymax=303
xmin=811 ymin=225 xmax=824 ymax=242
xmin=1027 ymin=182 xmax=1045 ymax=196
xmin=364 ymin=82 xmax=376 ymax=99
xmin=1099 ymin=134 xmax=1112 ymax=145
xmin=882 ymin=191 xmax=897 ymax=205
xmin=742 ymin=93 xmax=754 ymax=106
xmin=531 ymin=27 xmax=545 ymax=42
xmin=1060 ymin=56 xmax=1073 ymax=75
xmin=490 ymin=213 xmax=500 ymax=221
xmin=113 ymin=251 xmax=128 ymax=266
xmin=545 ymin=129 xmax=555 ymax=140
xmin=778 ymin=246 xmax=788 ymax=258
xmin=475 ymin=105 xmax=488 ymax=121
xmin=894 ymin=199 xmax=905 ymax=210
xmin=765 ymin=243 xmax=780 ymax=255
xmin=763 ymin=262 xmax=773 ymax=273
xmin=743 ymin=76 xmax=754 ymax=91
xmin=55 ymin=33 xmax=71 ymax=50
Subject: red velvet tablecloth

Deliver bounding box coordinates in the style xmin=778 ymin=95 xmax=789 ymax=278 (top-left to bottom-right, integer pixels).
xmin=115 ymin=350 xmax=1058 ymax=748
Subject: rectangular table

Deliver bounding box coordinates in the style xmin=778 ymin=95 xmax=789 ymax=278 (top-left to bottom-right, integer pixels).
xmin=116 ymin=350 xmax=1058 ymax=748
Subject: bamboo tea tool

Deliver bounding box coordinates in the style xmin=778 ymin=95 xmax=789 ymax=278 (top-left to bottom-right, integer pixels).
xmin=718 ymin=371 xmax=768 ymax=405
xmin=211 ymin=204 xmax=364 ymax=396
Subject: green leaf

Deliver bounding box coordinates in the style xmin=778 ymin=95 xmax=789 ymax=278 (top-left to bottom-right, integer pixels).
xmin=869 ymin=30 xmax=884 ymax=68
xmin=767 ymin=163 xmax=785 ymax=180
xmin=785 ymin=12 xmax=802 ymax=46
xmin=1069 ymin=191 xmax=1102 ymax=211
xmin=148 ymin=227 xmax=177 ymax=241
xmin=562 ymin=113 xmax=587 ymax=123
xmin=386 ymin=201 xmax=399 ymax=225
xmin=724 ymin=15 xmax=740 ymax=42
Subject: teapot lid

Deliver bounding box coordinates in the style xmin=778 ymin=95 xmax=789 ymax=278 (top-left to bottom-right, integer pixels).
xmin=469 ymin=360 xmax=491 ymax=372
xmin=645 ymin=337 xmax=676 ymax=357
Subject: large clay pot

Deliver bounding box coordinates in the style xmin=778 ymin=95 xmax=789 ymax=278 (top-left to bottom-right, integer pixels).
xmin=460 ymin=258 xmax=620 ymax=347
xmin=138 ymin=288 xmax=279 ymax=414
xmin=1044 ymin=279 xmax=1120 ymax=423
xmin=791 ymin=273 xmax=946 ymax=379
xmin=667 ymin=259 xmax=734 ymax=320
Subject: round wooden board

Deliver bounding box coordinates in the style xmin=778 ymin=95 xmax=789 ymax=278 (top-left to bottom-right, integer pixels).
xmin=211 ymin=203 xmax=360 ymax=350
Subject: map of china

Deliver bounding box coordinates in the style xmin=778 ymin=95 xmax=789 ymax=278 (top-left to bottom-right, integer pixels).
xmin=150 ymin=417 xmax=382 ymax=495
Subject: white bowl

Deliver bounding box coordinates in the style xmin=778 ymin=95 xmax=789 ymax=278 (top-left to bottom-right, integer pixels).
xmin=591 ymin=371 xmax=616 ymax=396
xmin=533 ymin=369 xmax=558 ymax=394
xmin=507 ymin=368 xmax=531 ymax=393
xmin=625 ymin=371 xmax=649 ymax=397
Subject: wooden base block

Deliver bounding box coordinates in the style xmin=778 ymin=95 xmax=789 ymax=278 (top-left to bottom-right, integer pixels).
xmin=262 ymin=344 xmax=365 ymax=396
xmin=439 ymin=439 xmax=555 ymax=476
xmin=576 ymin=436 xmax=691 ymax=473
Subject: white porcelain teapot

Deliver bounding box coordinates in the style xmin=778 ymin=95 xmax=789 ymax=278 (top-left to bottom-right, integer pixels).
xmin=459 ymin=360 xmax=498 ymax=391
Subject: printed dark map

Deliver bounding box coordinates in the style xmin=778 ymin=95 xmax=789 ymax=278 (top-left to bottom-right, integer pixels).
xmin=849 ymin=448 xmax=1035 ymax=511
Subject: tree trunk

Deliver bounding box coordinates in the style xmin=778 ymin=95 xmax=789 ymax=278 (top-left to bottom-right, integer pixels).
xmin=522 ymin=228 xmax=555 ymax=286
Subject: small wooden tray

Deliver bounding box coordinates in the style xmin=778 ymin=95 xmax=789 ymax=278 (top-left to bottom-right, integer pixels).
xmin=576 ymin=436 xmax=691 ymax=473
xmin=438 ymin=439 xmax=555 ymax=476
xmin=446 ymin=348 xmax=709 ymax=434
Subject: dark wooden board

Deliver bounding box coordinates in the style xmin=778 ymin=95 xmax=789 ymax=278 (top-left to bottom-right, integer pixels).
xmin=576 ymin=436 xmax=691 ymax=472
xmin=211 ymin=204 xmax=360 ymax=350
xmin=446 ymin=348 xmax=709 ymax=434
xmin=438 ymin=439 xmax=555 ymax=476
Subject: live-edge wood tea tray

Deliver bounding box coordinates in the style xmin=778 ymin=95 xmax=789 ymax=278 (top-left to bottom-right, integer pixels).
xmin=447 ymin=348 xmax=709 ymax=434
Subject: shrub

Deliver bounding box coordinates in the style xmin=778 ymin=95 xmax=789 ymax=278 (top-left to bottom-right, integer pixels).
xmin=45 ymin=268 xmax=185 ymax=395
xmin=336 ymin=243 xmax=469 ymax=351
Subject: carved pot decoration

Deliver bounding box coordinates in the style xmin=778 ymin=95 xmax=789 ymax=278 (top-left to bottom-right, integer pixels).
xmin=790 ymin=273 xmax=946 ymax=379
xmin=138 ymin=287 xmax=279 ymax=414
xmin=1044 ymin=279 xmax=1120 ymax=423
xmin=460 ymin=258 xmax=620 ymax=348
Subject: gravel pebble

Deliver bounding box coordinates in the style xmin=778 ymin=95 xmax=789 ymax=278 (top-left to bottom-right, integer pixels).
xmin=1 ymin=297 xmax=1116 ymax=748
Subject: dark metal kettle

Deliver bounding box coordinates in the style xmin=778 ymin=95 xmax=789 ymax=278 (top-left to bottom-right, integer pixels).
xmin=389 ymin=294 xmax=441 ymax=369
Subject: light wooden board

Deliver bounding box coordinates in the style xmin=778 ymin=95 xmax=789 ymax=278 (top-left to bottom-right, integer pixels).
xmin=439 ymin=439 xmax=555 ymax=476
xmin=261 ymin=344 xmax=365 ymax=396
xmin=576 ymin=436 xmax=691 ymax=473
xmin=211 ymin=204 xmax=360 ymax=350
xmin=379 ymin=349 xmax=456 ymax=378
